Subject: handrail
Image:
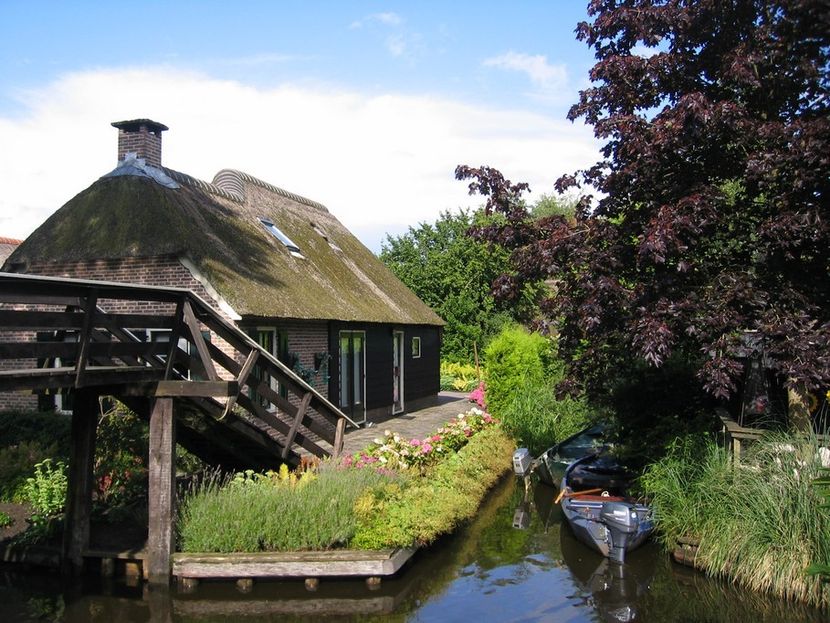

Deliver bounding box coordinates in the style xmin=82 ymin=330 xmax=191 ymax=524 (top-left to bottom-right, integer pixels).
xmin=0 ymin=271 xmax=356 ymax=463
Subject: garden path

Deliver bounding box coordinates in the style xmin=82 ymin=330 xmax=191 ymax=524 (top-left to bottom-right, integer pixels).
xmin=341 ymin=392 xmax=470 ymax=455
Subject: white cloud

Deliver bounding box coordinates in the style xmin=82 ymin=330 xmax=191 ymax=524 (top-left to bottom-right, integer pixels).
xmin=483 ymin=51 xmax=569 ymax=95
xmin=350 ymin=12 xmax=403 ymax=29
xmin=0 ymin=67 xmax=600 ymax=251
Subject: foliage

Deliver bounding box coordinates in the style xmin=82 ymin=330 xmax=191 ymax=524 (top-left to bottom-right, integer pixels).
xmin=17 ymin=458 xmax=67 ymax=544
xmin=641 ymin=433 xmax=830 ymax=607
xmin=530 ymin=192 xmax=578 ymax=221
xmin=458 ymin=1 xmax=830 ymax=412
xmin=345 ymin=407 xmax=497 ymax=472
xmin=483 ymin=325 xmax=553 ymax=418
xmin=0 ymin=441 xmax=59 ymax=502
xmin=92 ymin=401 xmax=149 ymax=521
xmin=808 ymin=467 xmax=830 ymax=579
xmin=501 ymin=378 xmax=591 ymax=456
xmin=0 ymin=510 xmax=12 ymax=528
xmin=178 ymin=463 xmax=391 ymax=553
xmin=0 ymin=410 xmax=71 ymax=453
xmin=351 ymin=426 xmax=514 ymax=549
xmin=379 ymin=209 xmax=540 ymax=363
xmin=440 ymin=360 xmax=481 ymax=392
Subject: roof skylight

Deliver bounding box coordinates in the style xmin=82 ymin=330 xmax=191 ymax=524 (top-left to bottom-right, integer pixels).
xmin=259 ymin=218 xmax=303 ymax=257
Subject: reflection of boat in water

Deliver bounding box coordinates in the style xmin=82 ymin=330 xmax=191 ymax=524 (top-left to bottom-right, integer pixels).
xmin=535 ymin=425 xmax=606 ymax=487
xmin=560 ymin=524 xmax=653 ymax=623
xmin=558 ymin=454 xmax=653 ymax=564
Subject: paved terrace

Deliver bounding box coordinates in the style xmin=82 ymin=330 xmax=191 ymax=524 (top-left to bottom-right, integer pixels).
xmin=341 ymin=392 xmax=470 ymax=455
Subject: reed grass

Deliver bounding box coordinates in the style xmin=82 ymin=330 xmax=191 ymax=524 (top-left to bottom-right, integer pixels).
xmin=177 ymin=464 xmax=392 ymax=553
xmin=641 ymin=433 xmax=830 ymax=608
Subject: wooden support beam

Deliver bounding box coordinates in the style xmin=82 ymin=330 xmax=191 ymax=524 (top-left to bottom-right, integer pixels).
xmin=62 ymin=389 xmax=98 ymax=576
xmin=236 ymin=393 xmax=325 ymax=459
xmin=333 ymin=417 xmax=347 ymax=460
xmin=282 ymin=392 xmax=313 ymax=460
xmin=148 ymin=398 xmax=176 ymax=585
xmin=181 ymin=301 xmax=219 ymax=382
xmin=116 ymin=380 xmax=239 ymax=398
xmin=221 ymin=349 xmax=258 ymax=420
xmin=74 ymin=291 xmax=98 ymax=388
xmin=164 ymin=300 xmax=185 ymax=380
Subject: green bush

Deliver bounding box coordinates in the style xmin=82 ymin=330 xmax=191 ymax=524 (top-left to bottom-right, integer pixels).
xmin=0 ymin=410 xmax=71 ymax=452
xmin=484 ymin=325 xmax=552 ymax=418
xmin=0 ymin=440 xmax=59 ymax=502
xmin=501 ymin=380 xmax=591 ymax=455
xmin=178 ymin=464 xmax=392 ymax=553
xmin=351 ymin=426 xmax=514 ymax=549
xmin=641 ymin=433 xmax=830 ymax=608
xmin=23 ymin=458 xmax=67 ymax=518
xmin=0 ymin=511 xmax=12 ymax=528
xmin=439 ymin=361 xmax=481 ymax=392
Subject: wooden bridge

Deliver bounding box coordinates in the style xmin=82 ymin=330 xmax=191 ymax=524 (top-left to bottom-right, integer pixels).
xmin=0 ymin=271 xmax=358 ymax=583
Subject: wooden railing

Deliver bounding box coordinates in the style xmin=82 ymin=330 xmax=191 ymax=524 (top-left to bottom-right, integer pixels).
xmin=0 ymin=272 xmax=356 ymax=465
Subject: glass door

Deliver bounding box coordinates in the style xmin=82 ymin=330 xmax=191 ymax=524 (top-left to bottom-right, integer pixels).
xmin=393 ymin=331 xmax=404 ymax=414
xmin=339 ymin=331 xmax=366 ymax=423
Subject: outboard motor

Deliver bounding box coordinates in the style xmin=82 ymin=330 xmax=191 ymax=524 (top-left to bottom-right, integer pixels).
xmin=513 ymin=448 xmax=532 ymax=477
xmin=600 ymin=502 xmax=640 ymax=564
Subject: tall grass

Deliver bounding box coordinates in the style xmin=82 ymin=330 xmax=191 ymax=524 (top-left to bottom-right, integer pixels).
xmin=178 ymin=464 xmax=393 ymax=553
xmin=642 ymin=433 xmax=830 ymax=608
xmin=501 ymin=379 xmax=591 ymax=455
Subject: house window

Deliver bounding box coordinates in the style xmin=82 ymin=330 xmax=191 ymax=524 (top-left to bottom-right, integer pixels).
xmin=259 ymin=217 xmax=304 ymax=258
xmin=412 ymin=336 xmax=421 ymax=359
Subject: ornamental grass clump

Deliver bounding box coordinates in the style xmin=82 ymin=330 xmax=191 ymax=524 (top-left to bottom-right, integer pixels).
xmin=178 ymin=463 xmax=392 ymax=553
xmin=641 ymin=433 xmax=830 ymax=608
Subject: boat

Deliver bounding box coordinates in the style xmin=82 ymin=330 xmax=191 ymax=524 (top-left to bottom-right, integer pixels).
xmin=535 ymin=424 xmax=606 ymax=487
xmin=558 ymin=453 xmax=653 ymax=564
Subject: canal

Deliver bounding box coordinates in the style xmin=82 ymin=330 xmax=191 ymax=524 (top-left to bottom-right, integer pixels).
xmin=1 ymin=475 xmax=825 ymax=622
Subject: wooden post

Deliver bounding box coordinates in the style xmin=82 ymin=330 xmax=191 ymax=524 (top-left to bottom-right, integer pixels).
xmin=148 ymin=397 xmax=176 ymax=585
xmin=62 ymin=389 xmax=98 ymax=576
xmin=333 ymin=417 xmax=347 ymax=460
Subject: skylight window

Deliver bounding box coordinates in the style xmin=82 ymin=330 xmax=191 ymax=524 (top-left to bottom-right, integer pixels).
xmin=259 ymin=218 xmax=303 ymax=257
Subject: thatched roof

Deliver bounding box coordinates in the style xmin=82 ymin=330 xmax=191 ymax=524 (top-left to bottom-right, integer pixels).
xmin=5 ymin=163 xmax=443 ymax=325
xmin=0 ymin=237 xmax=21 ymax=265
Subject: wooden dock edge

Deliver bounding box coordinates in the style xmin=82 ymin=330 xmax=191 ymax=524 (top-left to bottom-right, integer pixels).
xmin=172 ymin=547 xmax=417 ymax=579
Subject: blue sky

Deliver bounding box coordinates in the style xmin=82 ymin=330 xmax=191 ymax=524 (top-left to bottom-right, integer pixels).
xmin=0 ymin=1 xmax=600 ymax=251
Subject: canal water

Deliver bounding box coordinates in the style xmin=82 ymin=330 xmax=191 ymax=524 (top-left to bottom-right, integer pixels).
xmin=0 ymin=475 xmax=825 ymax=622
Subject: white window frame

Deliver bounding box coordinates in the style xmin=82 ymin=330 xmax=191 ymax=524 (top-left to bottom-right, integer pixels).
xmin=412 ymin=336 xmax=421 ymax=359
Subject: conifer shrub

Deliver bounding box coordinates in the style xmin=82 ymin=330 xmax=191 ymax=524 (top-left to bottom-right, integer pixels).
xmin=484 ymin=325 xmax=552 ymax=418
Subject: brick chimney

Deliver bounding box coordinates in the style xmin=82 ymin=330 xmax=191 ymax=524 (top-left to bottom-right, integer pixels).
xmin=111 ymin=119 xmax=169 ymax=168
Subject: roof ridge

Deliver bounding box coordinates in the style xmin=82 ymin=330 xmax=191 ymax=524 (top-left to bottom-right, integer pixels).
xmin=159 ymin=167 xmax=244 ymax=203
xmin=0 ymin=237 xmax=22 ymax=245
xmin=216 ymin=169 xmax=329 ymax=214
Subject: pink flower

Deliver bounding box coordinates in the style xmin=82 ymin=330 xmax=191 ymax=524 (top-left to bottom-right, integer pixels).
xmin=410 ymin=438 xmax=421 ymax=446
xmin=421 ymin=443 xmax=432 ymax=454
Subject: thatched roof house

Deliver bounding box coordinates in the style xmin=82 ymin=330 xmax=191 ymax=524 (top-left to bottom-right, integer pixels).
xmin=4 ymin=119 xmax=443 ymax=422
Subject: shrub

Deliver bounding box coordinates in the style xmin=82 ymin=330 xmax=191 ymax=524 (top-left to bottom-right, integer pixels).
xmin=641 ymin=433 xmax=830 ymax=608
xmin=439 ymin=361 xmax=481 ymax=392
xmin=22 ymin=459 xmax=67 ymax=518
xmin=351 ymin=426 xmax=514 ymax=549
xmin=0 ymin=411 xmax=71 ymax=454
xmin=0 ymin=511 xmax=12 ymax=528
xmin=178 ymin=463 xmax=392 ymax=553
xmin=0 ymin=440 xmax=58 ymax=502
xmin=484 ymin=325 xmax=552 ymax=418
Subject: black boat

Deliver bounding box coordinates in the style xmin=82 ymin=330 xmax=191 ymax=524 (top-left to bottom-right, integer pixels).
xmin=558 ymin=453 xmax=653 ymax=564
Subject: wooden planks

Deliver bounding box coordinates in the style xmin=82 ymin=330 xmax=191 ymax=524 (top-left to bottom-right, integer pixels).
xmin=172 ymin=548 xmax=416 ymax=579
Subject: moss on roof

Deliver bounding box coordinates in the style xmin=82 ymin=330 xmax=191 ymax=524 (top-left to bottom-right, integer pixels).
xmin=7 ymin=171 xmax=443 ymax=326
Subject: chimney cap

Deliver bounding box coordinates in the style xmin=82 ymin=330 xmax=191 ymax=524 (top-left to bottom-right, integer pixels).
xmin=111 ymin=119 xmax=169 ymax=134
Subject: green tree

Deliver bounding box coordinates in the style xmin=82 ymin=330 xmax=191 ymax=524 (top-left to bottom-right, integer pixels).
xmin=380 ymin=210 xmax=539 ymax=363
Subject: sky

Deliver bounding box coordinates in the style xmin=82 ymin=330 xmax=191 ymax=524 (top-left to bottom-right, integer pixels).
xmin=0 ymin=1 xmax=601 ymax=252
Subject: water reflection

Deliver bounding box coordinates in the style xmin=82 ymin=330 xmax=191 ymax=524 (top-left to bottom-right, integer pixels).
xmin=0 ymin=476 xmax=826 ymax=622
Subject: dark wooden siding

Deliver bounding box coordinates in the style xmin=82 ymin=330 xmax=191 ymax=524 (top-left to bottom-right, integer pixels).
xmin=404 ymin=326 xmax=441 ymax=402
xmin=328 ymin=322 xmax=440 ymax=412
